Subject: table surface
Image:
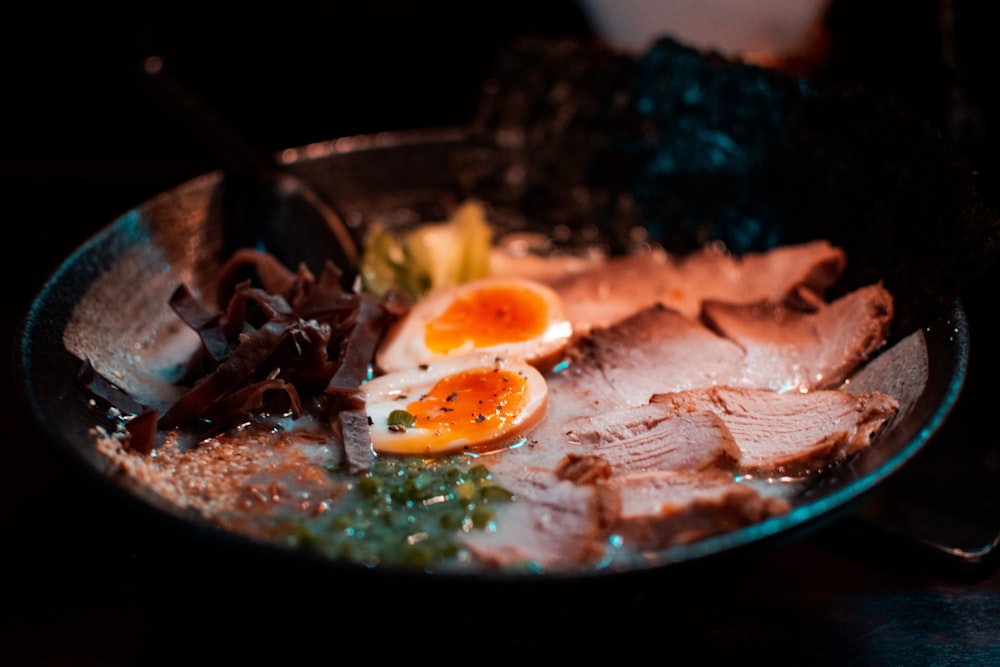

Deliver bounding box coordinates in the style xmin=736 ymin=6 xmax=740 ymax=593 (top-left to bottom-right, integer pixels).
xmin=4 ymin=3 xmax=999 ymax=664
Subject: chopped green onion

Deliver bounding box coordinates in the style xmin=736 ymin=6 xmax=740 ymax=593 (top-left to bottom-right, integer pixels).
xmin=387 ymin=409 xmax=416 ymax=428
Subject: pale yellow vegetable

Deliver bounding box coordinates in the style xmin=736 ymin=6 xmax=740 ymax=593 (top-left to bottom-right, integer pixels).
xmin=359 ymin=199 xmax=493 ymax=302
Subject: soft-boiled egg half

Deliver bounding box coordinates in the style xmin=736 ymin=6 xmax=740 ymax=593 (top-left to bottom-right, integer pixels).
xmin=362 ymin=353 xmax=548 ymax=457
xmin=375 ymin=276 xmax=573 ymax=374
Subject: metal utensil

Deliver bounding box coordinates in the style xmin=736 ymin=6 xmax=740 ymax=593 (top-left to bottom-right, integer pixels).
xmin=136 ymin=55 xmax=359 ymax=288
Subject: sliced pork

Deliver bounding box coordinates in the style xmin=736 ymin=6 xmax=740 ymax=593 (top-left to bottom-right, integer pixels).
xmin=474 ymin=280 xmax=898 ymax=555
xmin=568 ymin=303 xmax=747 ymax=406
xmin=573 ymin=282 xmax=892 ymax=405
xmin=650 ymin=386 xmax=900 ymax=474
xmin=701 ymin=282 xmax=894 ymax=392
xmin=459 ymin=464 xmax=618 ymax=571
xmin=560 ymin=406 xmax=740 ymax=474
xmin=541 ymin=240 xmax=846 ymax=334
xmin=607 ymin=469 xmax=791 ymax=550
xmin=497 ymin=283 xmax=894 ymax=473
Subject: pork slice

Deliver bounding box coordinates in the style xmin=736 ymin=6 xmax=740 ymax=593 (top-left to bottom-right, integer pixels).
xmin=459 ymin=464 xmax=618 ymax=571
xmin=560 ymin=405 xmax=740 ymax=474
xmin=701 ymin=283 xmax=894 ymax=392
xmin=503 ymin=359 xmax=634 ymax=471
xmin=543 ymin=240 xmax=846 ymax=334
xmin=495 ymin=305 xmax=746 ymax=471
xmin=608 ymin=469 xmax=791 ymax=550
xmin=650 ymin=386 xmax=900 ymax=475
xmin=731 ymin=240 xmax=846 ymax=309
xmin=577 ymin=303 xmax=747 ymax=405
xmin=542 ymin=249 xmax=677 ymax=336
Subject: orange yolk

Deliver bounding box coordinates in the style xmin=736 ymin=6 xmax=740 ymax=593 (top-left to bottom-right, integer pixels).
xmin=423 ymin=285 xmax=548 ymax=354
xmin=406 ymin=367 xmax=528 ymax=443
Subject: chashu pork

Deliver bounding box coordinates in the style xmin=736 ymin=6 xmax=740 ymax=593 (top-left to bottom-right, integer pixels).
xmin=606 ymin=469 xmax=791 ymax=550
xmin=649 ymin=386 xmax=900 ymax=475
xmin=700 ymin=282 xmax=894 ymax=392
xmin=540 ymin=240 xmax=847 ymax=335
xmin=560 ymin=406 xmax=741 ymax=475
xmin=472 ymin=280 xmax=897 ymax=566
xmin=502 ymin=383 xmax=897 ymax=480
xmin=496 ymin=283 xmax=894 ymax=473
xmin=459 ymin=464 xmax=619 ymax=571
xmin=569 ymin=282 xmax=892 ymax=407
xmin=467 ymin=457 xmax=791 ymax=564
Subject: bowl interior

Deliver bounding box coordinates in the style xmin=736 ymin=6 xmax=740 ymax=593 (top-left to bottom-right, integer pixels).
xmin=16 ymin=124 xmax=971 ymax=581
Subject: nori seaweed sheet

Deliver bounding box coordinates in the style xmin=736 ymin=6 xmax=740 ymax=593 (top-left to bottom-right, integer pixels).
xmin=469 ymin=36 xmax=1000 ymax=342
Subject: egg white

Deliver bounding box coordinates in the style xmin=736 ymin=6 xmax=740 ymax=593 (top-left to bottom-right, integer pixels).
xmin=375 ymin=276 xmax=572 ymax=374
xmin=362 ymin=352 xmax=548 ymax=457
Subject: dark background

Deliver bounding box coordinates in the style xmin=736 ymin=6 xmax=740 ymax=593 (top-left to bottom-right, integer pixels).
xmin=4 ymin=0 xmax=999 ymax=311
xmin=2 ymin=1 xmax=593 ymax=300
xmin=4 ymin=1 xmax=999 ymax=664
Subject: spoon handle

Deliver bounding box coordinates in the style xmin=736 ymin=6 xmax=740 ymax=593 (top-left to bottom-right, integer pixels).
xmin=134 ymin=55 xmax=360 ymax=280
xmin=849 ymin=496 xmax=999 ymax=576
xmin=137 ymin=55 xmax=275 ymax=177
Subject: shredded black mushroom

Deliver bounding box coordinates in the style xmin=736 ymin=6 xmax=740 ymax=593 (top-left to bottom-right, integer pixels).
xmin=78 ymin=249 xmax=409 ymax=464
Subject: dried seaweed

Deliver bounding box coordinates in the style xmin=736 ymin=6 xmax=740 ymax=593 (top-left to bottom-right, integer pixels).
xmin=470 ymin=35 xmax=1000 ymax=338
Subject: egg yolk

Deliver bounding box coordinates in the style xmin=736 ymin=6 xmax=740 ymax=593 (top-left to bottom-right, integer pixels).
xmin=406 ymin=367 xmax=529 ymax=445
xmin=423 ymin=285 xmax=548 ymax=354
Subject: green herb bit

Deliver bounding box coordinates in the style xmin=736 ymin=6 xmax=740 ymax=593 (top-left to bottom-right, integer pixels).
xmin=387 ymin=409 xmax=416 ymax=429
